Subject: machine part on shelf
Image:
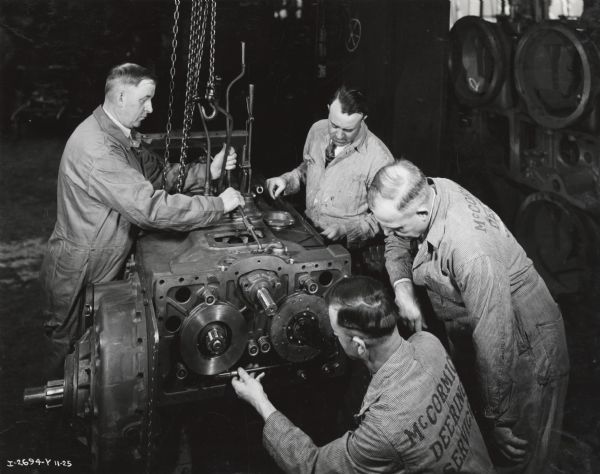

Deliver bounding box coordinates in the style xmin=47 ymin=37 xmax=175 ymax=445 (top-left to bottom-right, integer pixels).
xmin=179 ymin=302 xmax=248 ymax=375
xmin=258 ymin=335 xmax=272 ymax=354
xmin=247 ymin=339 xmax=259 ymax=357
xmin=449 ymin=16 xmax=514 ymax=109
xmin=514 ymin=20 xmax=600 ymax=130
xmin=270 ymin=293 xmax=334 ymax=363
xmin=264 ymin=210 xmax=295 ymax=230
xmin=515 ymin=192 xmax=600 ymax=296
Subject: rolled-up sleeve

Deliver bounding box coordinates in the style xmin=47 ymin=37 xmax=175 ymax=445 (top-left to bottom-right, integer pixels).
xmin=384 ymin=234 xmax=415 ymax=284
xmin=88 ymin=150 xmax=223 ymax=231
xmin=455 ymin=255 xmax=517 ymax=424
xmin=263 ymin=411 xmax=398 ymax=474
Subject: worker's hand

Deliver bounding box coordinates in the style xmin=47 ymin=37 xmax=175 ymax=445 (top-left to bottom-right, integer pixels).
xmin=210 ymin=144 xmax=237 ymax=180
xmin=320 ymin=223 xmax=346 ymax=241
xmin=219 ymin=187 xmax=244 ymax=213
xmin=266 ymin=177 xmax=287 ymax=199
xmin=393 ymin=281 xmax=425 ymax=333
xmin=492 ymin=426 xmax=529 ymax=463
xmin=232 ymin=368 xmax=277 ymax=421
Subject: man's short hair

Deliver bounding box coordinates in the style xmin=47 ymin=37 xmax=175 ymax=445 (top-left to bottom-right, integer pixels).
xmin=367 ymin=159 xmax=427 ymax=211
xmin=326 ymin=276 xmax=398 ymax=338
xmin=330 ymin=85 xmax=368 ymax=116
xmin=104 ymin=63 xmax=157 ymax=96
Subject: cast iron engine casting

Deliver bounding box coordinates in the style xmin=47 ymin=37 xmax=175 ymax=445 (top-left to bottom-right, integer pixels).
xmin=24 ymin=194 xmax=350 ymax=470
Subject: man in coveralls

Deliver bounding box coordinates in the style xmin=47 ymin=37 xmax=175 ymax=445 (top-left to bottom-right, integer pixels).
xmin=232 ymin=276 xmax=494 ymax=473
xmin=367 ymin=159 xmax=569 ymax=473
xmin=40 ymin=63 xmax=244 ymax=377
xmin=265 ymin=85 xmax=393 ymax=273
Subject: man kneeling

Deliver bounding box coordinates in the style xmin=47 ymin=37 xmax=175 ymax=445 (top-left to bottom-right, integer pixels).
xmin=232 ymin=276 xmax=494 ymax=473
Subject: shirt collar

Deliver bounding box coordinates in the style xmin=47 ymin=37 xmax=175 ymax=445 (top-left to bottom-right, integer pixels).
xmin=357 ymin=338 xmax=415 ymax=417
xmin=423 ymin=178 xmax=446 ymax=250
xmin=102 ymin=106 xmax=132 ymax=138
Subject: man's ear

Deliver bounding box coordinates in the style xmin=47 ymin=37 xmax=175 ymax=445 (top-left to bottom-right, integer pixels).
xmin=352 ymin=336 xmax=367 ymax=357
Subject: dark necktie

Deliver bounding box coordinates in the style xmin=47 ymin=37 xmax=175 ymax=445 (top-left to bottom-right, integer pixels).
xmin=325 ymin=141 xmax=336 ymax=168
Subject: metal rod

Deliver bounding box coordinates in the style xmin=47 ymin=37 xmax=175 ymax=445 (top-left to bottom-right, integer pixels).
xmin=238 ymin=206 xmax=263 ymax=251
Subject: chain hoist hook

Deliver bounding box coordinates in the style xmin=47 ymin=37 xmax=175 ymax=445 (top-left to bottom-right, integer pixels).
xmin=200 ymin=101 xmax=218 ymax=120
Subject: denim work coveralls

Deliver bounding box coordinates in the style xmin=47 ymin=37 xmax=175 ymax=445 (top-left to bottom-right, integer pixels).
xmin=278 ymin=119 xmax=393 ymax=247
xmin=385 ymin=178 xmax=569 ymax=474
xmin=40 ymin=106 xmax=224 ymax=376
xmin=262 ymin=332 xmax=494 ymax=473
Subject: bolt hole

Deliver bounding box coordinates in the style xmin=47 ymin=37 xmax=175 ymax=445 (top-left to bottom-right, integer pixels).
xmin=137 ymin=372 xmax=144 ymax=379
xmin=137 ymin=338 xmax=143 ymax=345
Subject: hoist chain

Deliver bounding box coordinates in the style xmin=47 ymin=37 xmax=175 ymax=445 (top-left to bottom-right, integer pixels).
xmin=162 ymin=0 xmax=181 ymax=190
xmin=206 ymin=0 xmax=217 ymax=99
xmin=176 ymin=0 xmax=209 ymax=193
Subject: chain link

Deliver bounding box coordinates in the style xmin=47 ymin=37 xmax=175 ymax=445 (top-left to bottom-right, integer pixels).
xmin=162 ymin=0 xmax=181 ymax=190
xmin=176 ymin=0 xmax=210 ymax=193
xmin=206 ymin=0 xmax=217 ymax=94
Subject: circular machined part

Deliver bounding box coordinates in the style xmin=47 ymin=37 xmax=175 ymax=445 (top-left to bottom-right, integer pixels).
xmin=449 ymin=16 xmax=511 ymax=107
xmin=180 ymin=303 xmax=248 ymax=375
xmin=270 ymin=293 xmax=333 ymax=363
xmin=264 ymin=210 xmax=295 ymax=230
xmin=514 ymin=21 xmax=599 ymax=129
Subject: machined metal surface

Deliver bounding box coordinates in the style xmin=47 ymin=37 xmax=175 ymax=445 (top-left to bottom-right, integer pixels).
xmin=180 ymin=302 xmax=249 ymax=375
xmin=270 ymin=293 xmax=334 ymax=363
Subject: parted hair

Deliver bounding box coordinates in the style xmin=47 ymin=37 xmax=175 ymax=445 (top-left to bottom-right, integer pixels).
xmin=330 ymin=85 xmax=368 ymax=116
xmin=367 ymin=159 xmax=427 ymax=211
xmin=104 ymin=63 xmax=157 ymax=96
xmin=326 ymin=276 xmax=398 ymax=338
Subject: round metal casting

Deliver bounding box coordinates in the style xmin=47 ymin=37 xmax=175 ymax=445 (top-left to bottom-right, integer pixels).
xmin=449 ymin=16 xmax=511 ymax=107
xmin=514 ymin=21 xmax=599 ymax=129
xmin=270 ymin=293 xmax=333 ymax=363
xmin=180 ymin=302 xmax=248 ymax=375
xmin=515 ymin=192 xmax=600 ymax=296
xmin=264 ymin=210 xmax=295 ymax=230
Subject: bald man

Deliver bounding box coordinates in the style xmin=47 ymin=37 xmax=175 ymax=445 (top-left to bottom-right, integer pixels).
xmin=367 ymin=159 xmax=569 ymax=474
xmin=40 ymin=63 xmax=244 ymax=377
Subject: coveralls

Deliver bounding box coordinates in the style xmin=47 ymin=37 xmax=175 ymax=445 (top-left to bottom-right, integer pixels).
xmin=262 ymin=332 xmax=494 ymax=473
xmin=385 ymin=178 xmax=570 ymax=474
xmin=40 ymin=106 xmax=225 ymax=377
xmin=278 ymin=119 xmax=393 ymax=247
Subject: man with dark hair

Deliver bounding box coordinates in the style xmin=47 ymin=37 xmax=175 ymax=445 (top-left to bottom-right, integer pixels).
xmin=232 ymin=276 xmax=494 ymax=473
xmin=367 ymin=160 xmax=570 ymax=474
xmin=265 ymin=85 xmax=393 ymax=248
xmin=40 ymin=62 xmax=245 ymax=377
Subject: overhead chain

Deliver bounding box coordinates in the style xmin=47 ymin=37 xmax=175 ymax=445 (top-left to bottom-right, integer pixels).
xmin=176 ymin=0 xmax=209 ymax=193
xmin=205 ymin=0 xmax=217 ymax=99
xmin=162 ymin=0 xmax=181 ymax=190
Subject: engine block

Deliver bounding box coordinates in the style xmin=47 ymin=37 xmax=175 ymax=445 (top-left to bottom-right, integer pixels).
xmin=25 ymin=193 xmax=350 ymax=470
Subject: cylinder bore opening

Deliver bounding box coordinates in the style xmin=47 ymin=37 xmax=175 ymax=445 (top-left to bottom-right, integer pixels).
xmin=165 ymin=315 xmax=183 ymax=333
xmin=318 ymin=271 xmax=334 ymax=287
xmin=174 ymin=286 xmax=192 ymax=303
